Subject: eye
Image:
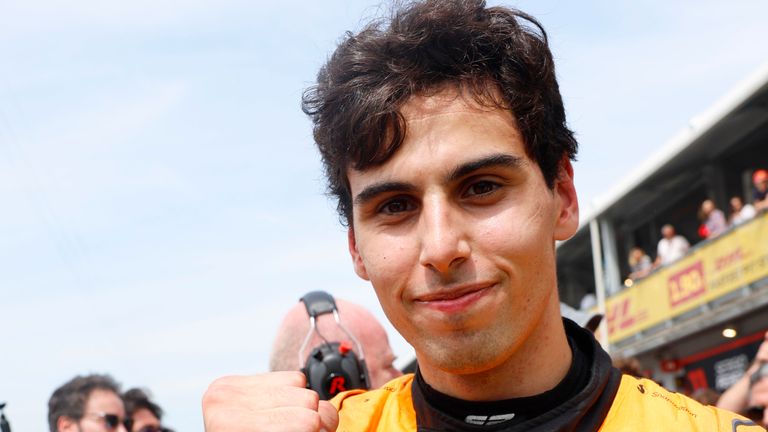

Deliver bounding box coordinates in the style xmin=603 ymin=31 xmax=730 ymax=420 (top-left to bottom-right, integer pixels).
xmin=378 ymin=197 xmax=414 ymax=215
xmin=465 ymin=180 xmax=499 ymax=197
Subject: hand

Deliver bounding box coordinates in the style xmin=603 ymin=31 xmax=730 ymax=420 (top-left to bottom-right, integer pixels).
xmin=749 ymin=376 xmax=768 ymax=427
xmin=203 ymin=371 xmax=339 ymax=432
xmin=755 ymin=332 xmax=768 ymax=364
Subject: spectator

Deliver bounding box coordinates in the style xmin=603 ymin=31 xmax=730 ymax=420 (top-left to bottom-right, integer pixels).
xmin=654 ymin=224 xmax=690 ymax=268
xmin=123 ymin=388 xmax=172 ymax=432
xmin=729 ymin=196 xmax=757 ymax=226
xmin=699 ymin=199 xmax=727 ymax=239
xmin=753 ymin=169 xmax=768 ymax=212
xmin=612 ymin=356 xmax=645 ymax=378
xmin=691 ymin=387 xmax=721 ymax=406
xmin=627 ymin=246 xmax=652 ymax=280
xmin=269 ymin=295 xmax=402 ymax=389
xmin=48 ymin=374 xmax=126 ymax=432
xmin=750 ymin=364 xmax=768 ymax=427
xmin=718 ymin=331 xmax=768 ymax=427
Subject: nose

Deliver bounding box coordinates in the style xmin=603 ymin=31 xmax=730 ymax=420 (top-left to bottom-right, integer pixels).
xmin=418 ymin=195 xmax=470 ymax=274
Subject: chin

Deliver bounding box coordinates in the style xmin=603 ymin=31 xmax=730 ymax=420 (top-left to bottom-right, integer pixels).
xmin=421 ymin=329 xmax=510 ymax=374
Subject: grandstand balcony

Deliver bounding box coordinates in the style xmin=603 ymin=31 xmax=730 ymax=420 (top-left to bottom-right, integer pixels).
xmin=605 ymin=210 xmax=768 ymax=355
xmin=556 ymin=63 xmax=768 ymax=389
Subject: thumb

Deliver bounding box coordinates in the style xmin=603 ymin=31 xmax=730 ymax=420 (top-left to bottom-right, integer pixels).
xmin=318 ymin=400 xmax=339 ymax=432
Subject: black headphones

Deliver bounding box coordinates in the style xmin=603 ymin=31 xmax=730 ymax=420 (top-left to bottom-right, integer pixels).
xmin=298 ymin=291 xmax=370 ymax=400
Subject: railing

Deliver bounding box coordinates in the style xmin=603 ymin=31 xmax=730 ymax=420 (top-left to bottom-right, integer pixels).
xmin=604 ymin=210 xmax=768 ymax=344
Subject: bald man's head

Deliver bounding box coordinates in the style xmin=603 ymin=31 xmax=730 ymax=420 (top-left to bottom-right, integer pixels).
xmin=270 ymin=298 xmax=402 ymax=389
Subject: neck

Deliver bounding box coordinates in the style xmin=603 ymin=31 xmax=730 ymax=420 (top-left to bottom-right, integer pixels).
xmin=417 ymin=298 xmax=572 ymax=401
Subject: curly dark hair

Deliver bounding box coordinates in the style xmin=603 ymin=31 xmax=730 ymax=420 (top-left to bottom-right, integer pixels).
xmin=47 ymin=374 xmax=121 ymax=432
xmin=302 ymin=0 xmax=578 ymax=226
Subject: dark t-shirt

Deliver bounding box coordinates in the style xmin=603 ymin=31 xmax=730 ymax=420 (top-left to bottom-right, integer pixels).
xmin=754 ymin=187 xmax=767 ymax=202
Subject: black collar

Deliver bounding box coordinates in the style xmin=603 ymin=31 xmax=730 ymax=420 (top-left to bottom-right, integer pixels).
xmin=411 ymin=319 xmax=622 ymax=432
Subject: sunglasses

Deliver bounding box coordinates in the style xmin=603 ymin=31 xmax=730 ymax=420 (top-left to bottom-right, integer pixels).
xmin=86 ymin=412 xmax=124 ymax=430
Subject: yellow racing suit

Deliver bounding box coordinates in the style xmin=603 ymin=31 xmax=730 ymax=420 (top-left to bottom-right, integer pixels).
xmin=331 ymin=320 xmax=763 ymax=431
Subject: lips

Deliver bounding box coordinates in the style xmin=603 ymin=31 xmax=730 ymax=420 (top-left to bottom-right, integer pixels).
xmin=414 ymin=284 xmax=494 ymax=314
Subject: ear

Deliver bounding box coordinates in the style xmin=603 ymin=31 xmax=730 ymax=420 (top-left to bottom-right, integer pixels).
xmin=553 ymin=158 xmax=579 ymax=241
xmin=57 ymin=416 xmax=77 ymax=432
xmin=348 ymin=228 xmax=370 ymax=280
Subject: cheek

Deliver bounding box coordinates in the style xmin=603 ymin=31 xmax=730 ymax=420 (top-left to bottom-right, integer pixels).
xmin=479 ymin=203 xmax=551 ymax=252
xmin=358 ymin=242 xmax=414 ymax=323
xmin=359 ymin=235 xmax=416 ymax=284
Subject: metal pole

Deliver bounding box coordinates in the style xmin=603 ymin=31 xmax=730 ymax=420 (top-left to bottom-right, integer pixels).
xmin=590 ymin=219 xmax=610 ymax=353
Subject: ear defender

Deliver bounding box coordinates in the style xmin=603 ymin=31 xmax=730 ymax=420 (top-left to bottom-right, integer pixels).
xmin=298 ymin=291 xmax=370 ymax=400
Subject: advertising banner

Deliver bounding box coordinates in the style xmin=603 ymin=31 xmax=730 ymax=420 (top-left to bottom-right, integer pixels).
xmin=605 ymin=212 xmax=768 ymax=343
xmin=681 ymin=331 xmax=764 ymax=392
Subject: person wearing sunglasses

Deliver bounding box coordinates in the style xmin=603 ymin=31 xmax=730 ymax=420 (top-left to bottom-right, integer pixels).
xmin=122 ymin=388 xmax=173 ymax=432
xmin=48 ymin=374 xmax=127 ymax=432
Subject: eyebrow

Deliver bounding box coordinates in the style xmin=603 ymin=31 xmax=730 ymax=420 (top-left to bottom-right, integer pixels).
xmin=354 ymin=181 xmax=417 ymax=207
xmin=352 ymin=153 xmax=524 ymax=207
xmin=446 ymin=153 xmax=524 ymax=182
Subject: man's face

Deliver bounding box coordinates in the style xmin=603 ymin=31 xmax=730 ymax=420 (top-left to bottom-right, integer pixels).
xmin=662 ymin=226 xmax=674 ymax=239
xmin=129 ymin=408 xmax=160 ymax=432
xmin=68 ymin=389 xmax=126 ymax=432
xmin=730 ymin=197 xmax=742 ymax=211
xmin=346 ymin=88 xmax=578 ymax=374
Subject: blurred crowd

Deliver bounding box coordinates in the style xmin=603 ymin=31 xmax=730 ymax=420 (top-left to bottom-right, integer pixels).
xmin=0 ymin=293 xmax=396 ymax=432
xmin=626 ymin=168 xmax=768 ymax=285
xmin=611 ymin=331 xmax=768 ymax=427
xmin=45 ymin=375 xmax=172 ymax=432
xmin=0 ymin=375 xmax=172 ymax=432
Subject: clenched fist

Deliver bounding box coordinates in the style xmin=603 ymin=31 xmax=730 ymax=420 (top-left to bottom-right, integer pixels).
xmin=203 ymin=371 xmax=339 ymax=432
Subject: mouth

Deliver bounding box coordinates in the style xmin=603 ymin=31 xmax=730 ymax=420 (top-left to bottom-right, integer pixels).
xmin=414 ymin=283 xmax=495 ymax=313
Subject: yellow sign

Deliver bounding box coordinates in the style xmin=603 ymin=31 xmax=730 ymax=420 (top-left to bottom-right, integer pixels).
xmin=605 ymin=211 xmax=768 ymax=343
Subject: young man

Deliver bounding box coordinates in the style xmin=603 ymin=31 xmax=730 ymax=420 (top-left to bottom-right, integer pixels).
xmin=729 ymin=196 xmax=756 ymax=226
xmin=654 ymin=224 xmax=691 ymax=268
xmin=700 ymin=199 xmax=727 ymax=239
xmin=202 ymin=1 xmax=762 ymax=430
xmin=48 ymin=374 xmax=127 ymax=432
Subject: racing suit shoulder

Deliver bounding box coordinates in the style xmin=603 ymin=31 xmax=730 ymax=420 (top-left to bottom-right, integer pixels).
xmin=330 ymin=373 xmax=417 ymax=432
xmin=599 ymin=375 xmax=763 ymax=431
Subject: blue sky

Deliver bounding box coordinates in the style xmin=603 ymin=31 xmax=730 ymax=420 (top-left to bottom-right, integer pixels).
xmin=1 ymin=1 xmax=767 ymax=430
